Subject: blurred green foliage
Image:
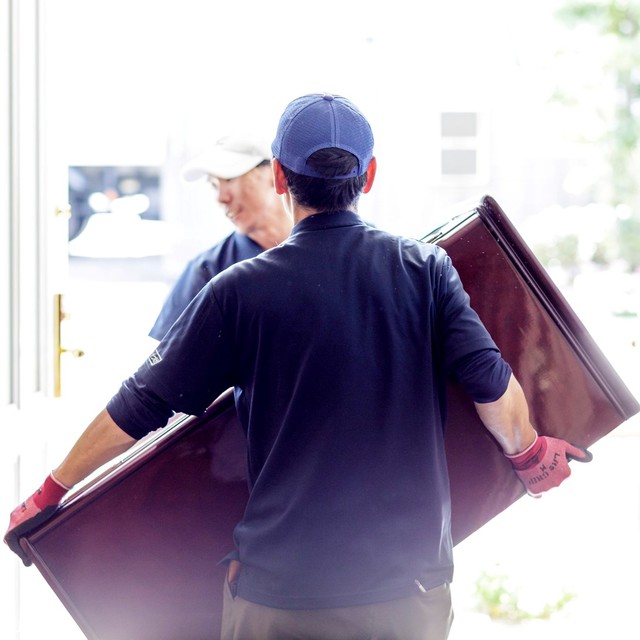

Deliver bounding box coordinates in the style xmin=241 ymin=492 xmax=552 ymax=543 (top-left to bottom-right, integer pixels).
xmin=555 ymin=1 xmax=640 ymax=271
xmin=474 ymin=566 xmax=575 ymax=623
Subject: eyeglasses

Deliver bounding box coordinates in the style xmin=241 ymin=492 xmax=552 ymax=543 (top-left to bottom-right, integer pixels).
xmin=207 ymin=176 xmax=222 ymax=191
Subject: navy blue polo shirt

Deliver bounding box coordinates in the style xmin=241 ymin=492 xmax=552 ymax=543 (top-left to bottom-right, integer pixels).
xmin=149 ymin=231 xmax=262 ymax=340
xmin=108 ymin=210 xmax=511 ymax=610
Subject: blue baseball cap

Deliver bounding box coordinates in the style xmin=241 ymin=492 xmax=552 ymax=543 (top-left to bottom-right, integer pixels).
xmin=272 ymin=93 xmax=374 ymax=179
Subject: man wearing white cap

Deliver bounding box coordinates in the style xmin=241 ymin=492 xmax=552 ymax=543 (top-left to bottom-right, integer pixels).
xmin=149 ymin=134 xmax=292 ymax=340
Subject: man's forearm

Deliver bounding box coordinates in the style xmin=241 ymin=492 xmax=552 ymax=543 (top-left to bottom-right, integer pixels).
xmin=474 ymin=374 xmax=537 ymax=455
xmin=53 ymin=408 xmax=137 ymax=488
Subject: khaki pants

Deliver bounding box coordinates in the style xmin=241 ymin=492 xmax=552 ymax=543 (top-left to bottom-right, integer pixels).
xmin=221 ymin=566 xmax=453 ymax=640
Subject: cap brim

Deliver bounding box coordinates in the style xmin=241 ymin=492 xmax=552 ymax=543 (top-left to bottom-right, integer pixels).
xmin=181 ymin=148 xmax=269 ymax=182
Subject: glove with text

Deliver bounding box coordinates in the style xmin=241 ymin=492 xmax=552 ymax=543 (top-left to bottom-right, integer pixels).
xmin=4 ymin=472 xmax=70 ymax=566
xmin=505 ymin=433 xmax=593 ymax=498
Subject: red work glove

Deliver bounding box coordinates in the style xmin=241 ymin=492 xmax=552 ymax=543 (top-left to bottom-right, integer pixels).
xmin=505 ymin=432 xmax=592 ymax=498
xmin=4 ymin=472 xmax=70 ymax=566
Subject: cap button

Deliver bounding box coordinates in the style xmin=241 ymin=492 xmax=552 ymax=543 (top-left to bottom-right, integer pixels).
xmin=322 ymin=93 xmax=334 ymax=101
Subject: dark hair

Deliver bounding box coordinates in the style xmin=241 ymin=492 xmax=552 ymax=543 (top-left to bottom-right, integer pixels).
xmin=280 ymin=148 xmax=368 ymax=212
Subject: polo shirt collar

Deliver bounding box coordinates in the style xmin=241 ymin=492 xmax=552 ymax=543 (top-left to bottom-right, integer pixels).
xmin=291 ymin=210 xmax=364 ymax=236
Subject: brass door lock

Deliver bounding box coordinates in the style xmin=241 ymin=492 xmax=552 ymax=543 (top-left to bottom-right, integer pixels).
xmin=53 ymin=293 xmax=85 ymax=397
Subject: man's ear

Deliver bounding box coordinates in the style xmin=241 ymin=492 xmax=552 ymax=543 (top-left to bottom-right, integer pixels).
xmin=362 ymin=157 xmax=377 ymax=194
xmin=272 ymin=159 xmax=289 ymax=195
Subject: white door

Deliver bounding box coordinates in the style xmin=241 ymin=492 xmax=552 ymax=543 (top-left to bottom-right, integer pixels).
xmin=0 ymin=1 xmax=86 ymax=637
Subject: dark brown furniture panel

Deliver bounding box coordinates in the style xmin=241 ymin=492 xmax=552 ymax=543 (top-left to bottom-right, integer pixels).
xmin=20 ymin=195 xmax=639 ymax=639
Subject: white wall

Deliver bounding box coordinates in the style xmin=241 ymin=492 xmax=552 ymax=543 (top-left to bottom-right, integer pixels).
xmin=44 ymin=0 xmax=581 ymax=256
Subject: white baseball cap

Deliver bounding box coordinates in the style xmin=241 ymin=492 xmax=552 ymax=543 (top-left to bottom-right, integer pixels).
xmin=181 ymin=134 xmax=272 ymax=182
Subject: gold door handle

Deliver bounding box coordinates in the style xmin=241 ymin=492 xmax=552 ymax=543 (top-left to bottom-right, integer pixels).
xmin=54 ymin=293 xmax=85 ymax=397
xmin=60 ymin=347 xmax=86 ymax=358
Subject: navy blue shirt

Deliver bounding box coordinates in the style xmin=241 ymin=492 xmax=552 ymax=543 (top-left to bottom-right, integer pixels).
xmin=108 ymin=210 xmax=511 ymax=609
xmin=149 ymin=232 xmax=263 ymax=340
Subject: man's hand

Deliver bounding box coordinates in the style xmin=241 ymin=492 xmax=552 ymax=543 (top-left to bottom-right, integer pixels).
xmin=4 ymin=472 xmax=70 ymax=566
xmin=505 ymin=433 xmax=593 ymax=498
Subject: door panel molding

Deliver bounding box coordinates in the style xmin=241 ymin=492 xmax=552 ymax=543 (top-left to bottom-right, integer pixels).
xmin=2 ymin=0 xmax=67 ymax=409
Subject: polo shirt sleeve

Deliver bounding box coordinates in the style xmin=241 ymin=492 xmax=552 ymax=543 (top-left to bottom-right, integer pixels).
xmin=434 ymin=249 xmax=512 ymax=403
xmin=108 ymin=282 xmax=236 ymax=439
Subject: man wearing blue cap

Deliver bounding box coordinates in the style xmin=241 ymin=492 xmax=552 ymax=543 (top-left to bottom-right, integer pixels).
xmin=6 ymin=94 xmax=591 ymax=639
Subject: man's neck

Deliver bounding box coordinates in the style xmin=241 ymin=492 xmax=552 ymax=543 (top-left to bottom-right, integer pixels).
xmin=248 ymin=215 xmax=293 ymax=249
